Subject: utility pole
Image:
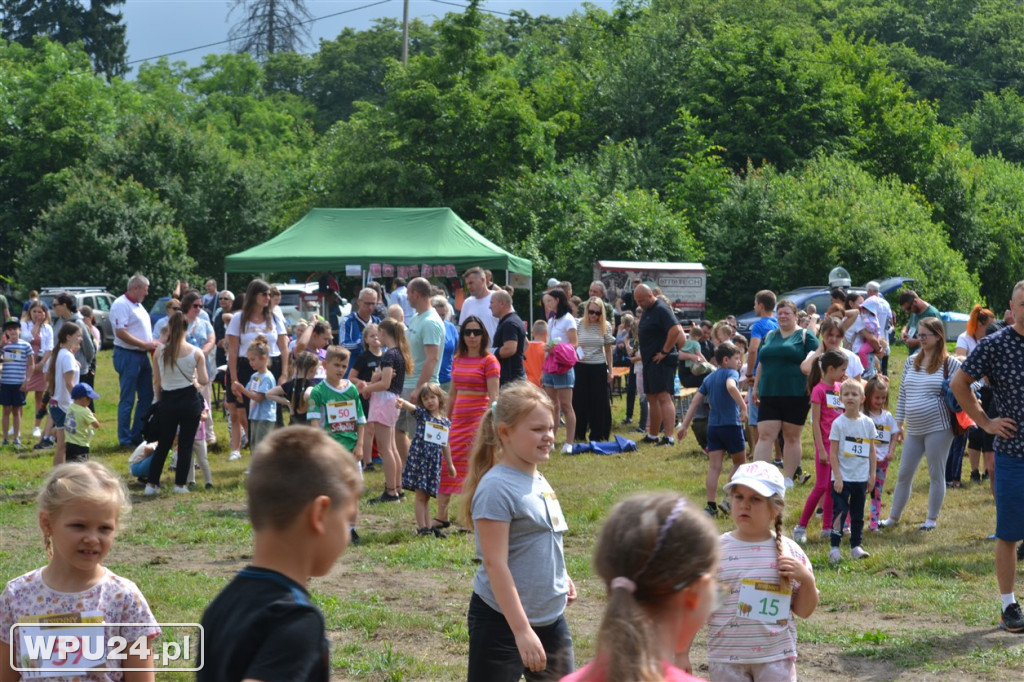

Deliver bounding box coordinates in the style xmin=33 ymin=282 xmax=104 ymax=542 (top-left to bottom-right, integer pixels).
xmin=401 ymin=0 xmax=409 ymax=65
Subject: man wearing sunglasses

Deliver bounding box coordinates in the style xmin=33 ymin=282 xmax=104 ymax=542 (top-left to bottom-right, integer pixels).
xmin=490 ymin=290 xmax=526 ymax=385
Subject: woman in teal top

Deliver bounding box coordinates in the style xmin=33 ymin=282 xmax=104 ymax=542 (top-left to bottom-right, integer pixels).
xmin=750 ymin=299 xmax=819 ymax=488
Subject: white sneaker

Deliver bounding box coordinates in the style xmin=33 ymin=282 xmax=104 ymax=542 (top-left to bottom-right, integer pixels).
xmin=228 ymin=450 xmax=242 ymax=461
xmin=919 ymin=519 xmax=937 ymax=531
xmin=792 ymin=526 xmax=807 ymax=544
xmin=143 ymin=484 xmax=159 ymax=496
xmin=879 ymin=518 xmax=899 ymax=529
xmin=173 ymin=486 xmax=190 ymax=494
xmin=32 ymin=426 xmax=41 ymax=438
xmin=784 ymin=477 xmax=794 ymax=489
xmin=560 ymin=444 xmax=574 ymax=454
xmin=828 ymin=548 xmax=841 ymax=564
xmin=851 ymin=546 xmax=871 ymax=559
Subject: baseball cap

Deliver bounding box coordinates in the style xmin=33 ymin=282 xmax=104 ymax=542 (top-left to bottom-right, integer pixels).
xmin=3 ymin=317 xmax=19 ymax=330
xmin=724 ymin=462 xmax=786 ymax=499
xmin=546 ymin=278 xmax=560 ymax=288
xmin=70 ymin=383 xmax=101 ymax=401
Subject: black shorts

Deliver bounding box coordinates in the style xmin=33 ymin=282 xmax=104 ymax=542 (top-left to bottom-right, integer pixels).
xmin=226 ymin=359 xmax=255 ymax=408
xmin=757 ymin=395 xmax=811 ymax=426
xmin=643 ymin=357 xmax=678 ymax=395
xmin=968 ymin=425 xmax=995 ymax=452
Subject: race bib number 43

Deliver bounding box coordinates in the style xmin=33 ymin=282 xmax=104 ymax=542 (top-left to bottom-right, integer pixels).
xmin=736 ymin=579 xmax=792 ymax=625
xmin=843 ymin=437 xmax=870 ymax=457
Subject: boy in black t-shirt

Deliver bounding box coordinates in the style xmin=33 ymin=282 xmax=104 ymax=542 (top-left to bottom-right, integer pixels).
xmin=199 ymin=426 xmax=362 ymax=682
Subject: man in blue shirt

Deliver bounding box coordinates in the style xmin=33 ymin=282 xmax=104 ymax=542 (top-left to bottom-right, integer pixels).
xmin=744 ymin=290 xmax=779 ymax=434
xmin=341 ymin=288 xmax=381 ymax=377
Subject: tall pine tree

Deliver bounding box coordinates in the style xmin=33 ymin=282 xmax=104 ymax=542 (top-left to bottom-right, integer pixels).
xmin=228 ymin=0 xmax=312 ymax=60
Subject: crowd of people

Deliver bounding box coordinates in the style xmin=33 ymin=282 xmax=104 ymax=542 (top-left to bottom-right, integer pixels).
xmin=0 ymin=270 xmax=1022 ymax=681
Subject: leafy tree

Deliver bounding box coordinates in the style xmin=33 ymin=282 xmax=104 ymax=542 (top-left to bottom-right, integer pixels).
xmin=0 ymin=0 xmax=127 ymax=76
xmin=16 ymin=172 xmax=192 ymax=296
xmin=957 ymin=90 xmax=1024 ymax=164
xmin=228 ymin=0 xmax=312 ymax=60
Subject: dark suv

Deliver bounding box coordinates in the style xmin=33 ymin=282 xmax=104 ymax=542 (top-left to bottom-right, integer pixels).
xmin=38 ymin=287 xmax=116 ymax=348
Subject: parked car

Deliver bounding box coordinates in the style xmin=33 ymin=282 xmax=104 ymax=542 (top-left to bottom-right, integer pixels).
xmin=733 ymin=276 xmax=915 ymax=338
xmin=271 ymin=282 xmax=350 ymax=329
xmin=38 ymin=287 xmax=116 ymax=348
xmin=149 ymin=296 xmax=173 ymax=328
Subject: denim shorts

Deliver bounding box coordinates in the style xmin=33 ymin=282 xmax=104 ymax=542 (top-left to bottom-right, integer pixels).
xmin=48 ymin=403 xmax=67 ymax=429
xmin=542 ymin=368 xmax=575 ymax=390
xmin=995 ymin=454 xmax=1024 ymax=541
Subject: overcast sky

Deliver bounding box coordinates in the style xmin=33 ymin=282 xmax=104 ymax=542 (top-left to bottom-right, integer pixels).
xmin=121 ymin=0 xmax=614 ymax=72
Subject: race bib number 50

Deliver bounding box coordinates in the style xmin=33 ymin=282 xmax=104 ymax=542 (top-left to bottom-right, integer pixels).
xmin=327 ymin=400 xmax=356 ymax=433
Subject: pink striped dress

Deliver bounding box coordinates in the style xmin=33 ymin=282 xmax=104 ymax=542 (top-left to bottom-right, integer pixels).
xmin=441 ymin=353 xmax=499 ymax=495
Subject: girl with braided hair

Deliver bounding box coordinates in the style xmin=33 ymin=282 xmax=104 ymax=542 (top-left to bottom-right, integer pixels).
xmin=563 ymin=493 xmax=721 ymax=681
xmin=708 ymin=462 xmax=818 ymax=681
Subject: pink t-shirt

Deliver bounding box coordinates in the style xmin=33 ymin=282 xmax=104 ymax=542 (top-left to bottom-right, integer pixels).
xmin=562 ymin=658 xmax=704 ymax=682
xmin=810 ymin=381 xmax=843 ymax=459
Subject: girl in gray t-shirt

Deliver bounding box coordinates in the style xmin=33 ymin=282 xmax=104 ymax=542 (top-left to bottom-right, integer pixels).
xmin=460 ymin=382 xmax=576 ymax=681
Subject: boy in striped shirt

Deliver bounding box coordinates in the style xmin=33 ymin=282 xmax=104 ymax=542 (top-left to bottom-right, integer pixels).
xmin=1 ymin=317 xmax=34 ymax=445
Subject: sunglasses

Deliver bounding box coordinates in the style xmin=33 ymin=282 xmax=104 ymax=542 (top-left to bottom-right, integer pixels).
xmin=463 ymin=328 xmax=484 ymax=337
xmin=191 ymin=303 xmax=203 ymax=309
xmin=587 ymin=309 xmax=601 ymax=316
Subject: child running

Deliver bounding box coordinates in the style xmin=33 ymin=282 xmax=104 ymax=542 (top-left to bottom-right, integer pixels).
xmin=232 ymin=335 xmax=277 ymax=457
xmin=566 ymin=492 xmax=721 ymax=682
xmin=199 ymin=427 xmax=362 ymax=682
xmin=707 ymin=462 xmax=818 ymax=681
xmin=793 ymin=349 xmax=848 ymax=544
xmin=462 ymin=382 xmax=576 ymax=681
xmin=677 ymin=342 xmax=748 ymax=518
xmin=827 ymin=378 xmax=878 ymax=563
xmin=267 ymin=351 xmax=320 ymax=425
xmin=1 ymin=317 xmax=34 ymax=446
xmin=0 ymin=462 xmax=161 ymax=679
xmin=396 ymin=383 xmax=456 ymax=537
xmin=362 ymin=319 xmax=411 ymax=504
xmin=865 ymin=377 xmax=901 ymax=531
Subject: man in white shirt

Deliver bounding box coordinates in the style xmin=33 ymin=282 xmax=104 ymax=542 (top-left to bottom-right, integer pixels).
xmin=865 ymin=281 xmax=894 ymax=374
xmin=110 ymin=274 xmax=159 ymax=448
xmin=458 ymin=267 xmax=498 ymax=340
xmin=389 ymin=277 xmax=415 ymax=322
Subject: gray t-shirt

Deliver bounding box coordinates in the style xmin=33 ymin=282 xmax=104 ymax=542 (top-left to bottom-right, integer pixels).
xmin=471 ymin=464 xmax=568 ymax=626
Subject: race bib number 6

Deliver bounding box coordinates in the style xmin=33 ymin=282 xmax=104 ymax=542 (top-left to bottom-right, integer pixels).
xmin=423 ymin=422 xmax=449 ymax=446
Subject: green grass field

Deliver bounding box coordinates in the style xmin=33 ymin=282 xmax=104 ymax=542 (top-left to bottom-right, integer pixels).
xmin=2 ymin=347 xmax=1024 ymax=680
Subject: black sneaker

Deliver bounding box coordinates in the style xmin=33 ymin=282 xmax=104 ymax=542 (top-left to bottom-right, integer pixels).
xmin=970 ymin=469 xmax=981 ymax=483
xmin=772 ymin=458 xmax=784 ymax=469
xmin=983 ymin=470 xmax=990 ymax=481
xmin=620 ymin=418 xmax=633 ymax=426
xmin=657 ymin=436 xmax=675 ymax=446
xmin=1001 ymin=602 xmax=1024 ymax=632
xmin=350 ymin=529 xmax=360 ymax=546
xmin=367 ymin=492 xmax=401 ymax=505
xmin=642 ymin=434 xmax=660 ymax=444
xmin=717 ymin=499 xmax=731 ymax=514
xmin=704 ymin=502 xmax=718 ymax=518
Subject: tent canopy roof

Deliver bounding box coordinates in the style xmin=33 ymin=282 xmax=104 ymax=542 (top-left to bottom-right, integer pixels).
xmin=225 ymin=207 xmax=531 ymax=277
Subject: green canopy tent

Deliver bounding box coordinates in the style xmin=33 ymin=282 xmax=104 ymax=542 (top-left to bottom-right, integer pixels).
xmin=224 ymin=207 xmax=532 ymax=283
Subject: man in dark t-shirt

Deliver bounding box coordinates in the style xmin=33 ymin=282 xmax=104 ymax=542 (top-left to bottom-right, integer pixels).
xmin=635 ymin=284 xmax=683 ymax=446
xmin=490 ymin=290 xmax=526 ymax=385
xmin=953 ymin=280 xmax=1024 ymax=633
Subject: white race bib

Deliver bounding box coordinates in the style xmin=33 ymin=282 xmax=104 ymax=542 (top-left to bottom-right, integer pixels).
xmin=843 ymin=436 xmax=870 ymax=458
xmin=423 ymin=421 xmax=449 ymax=447
xmin=825 ymin=390 xmax=842 ymax=409
xmin=17 ymin=610 xmax=106 ymax=678
xmin=542 ymin=491 xmax=569 ymax=532
xmin=327 ymin=400 xmax=357 ymax=433
xmin=736 ymin=579 xmax=792 ymax=624
xmin=874 ymin=425 xmax=891 ymax=444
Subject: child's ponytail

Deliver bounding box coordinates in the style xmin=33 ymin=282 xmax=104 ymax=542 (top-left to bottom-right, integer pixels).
xmin=773 ymin=497 xmax=790 ymax=591
xmin=588 ymin=493 xmax=719 ymax=682
xmin=807 ymin=349 xmax=847 ymax=395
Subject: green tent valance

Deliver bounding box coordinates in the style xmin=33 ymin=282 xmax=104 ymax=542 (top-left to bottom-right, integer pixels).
xmin=225 ymin=207 xmax=531 ymax=278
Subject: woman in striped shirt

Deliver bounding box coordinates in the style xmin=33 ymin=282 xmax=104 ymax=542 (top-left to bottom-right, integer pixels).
xmin=881 ymin=316 xmax=959 ymax=531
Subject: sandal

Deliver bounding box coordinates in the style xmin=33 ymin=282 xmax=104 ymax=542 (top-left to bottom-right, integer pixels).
xmin=417 ymin=527 xmax=433 ymax=537
xmin=431 ymin=526 xmax=448 ymax=539
xmin=432 ymin=518 xmax=452 ymax=529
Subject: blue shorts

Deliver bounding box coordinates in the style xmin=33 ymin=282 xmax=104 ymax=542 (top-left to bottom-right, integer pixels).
xmin=747 ymin=390 xmax=759 ymax=426
xmin=707 ymin=424 xmax=746 ymax=455
xmin=0 ymin=384 xmax=26 ymax=407
xmin=48 ymin=403 xmax=66 ymax=429
xmin=542 ymin=368 xmax=575 ymax=390
xmin=995 ymin=454 xmax=1024 ymax=542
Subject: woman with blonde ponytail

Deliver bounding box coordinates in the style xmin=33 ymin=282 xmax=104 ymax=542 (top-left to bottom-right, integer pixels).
xmin=563 ymin=493 xmax=720 ymax=682
xmin=463 ymin=381 xmax=577 ymax=682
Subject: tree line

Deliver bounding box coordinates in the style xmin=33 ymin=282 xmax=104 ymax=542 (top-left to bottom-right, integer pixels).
xmin=2 ymin=0 xmax=1024 ymax=313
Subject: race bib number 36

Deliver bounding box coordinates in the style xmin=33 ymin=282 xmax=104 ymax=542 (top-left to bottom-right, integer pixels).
xmin=736 ymin=579 xmax=792 ymax=625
